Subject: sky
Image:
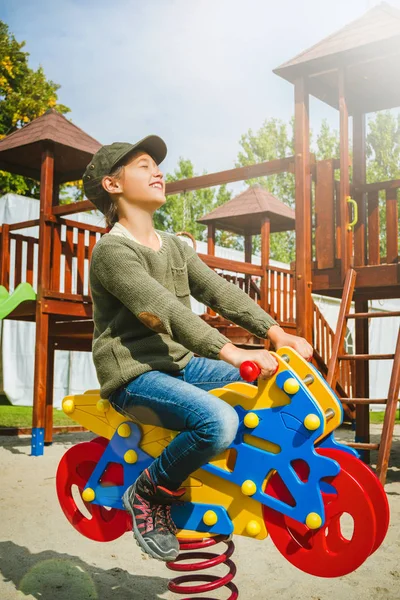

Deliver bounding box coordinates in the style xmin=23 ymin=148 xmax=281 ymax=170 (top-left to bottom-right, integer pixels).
xmin=2 ymin=0 xmax=399 ymax=192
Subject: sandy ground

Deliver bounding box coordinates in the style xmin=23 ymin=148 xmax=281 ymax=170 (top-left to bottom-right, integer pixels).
xmin=0 ymin=424 xmax=399 ymax=600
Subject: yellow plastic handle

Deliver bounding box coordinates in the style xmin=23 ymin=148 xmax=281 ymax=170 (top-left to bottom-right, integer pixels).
xmin=347 ymin=197 xmax=358 ymax=229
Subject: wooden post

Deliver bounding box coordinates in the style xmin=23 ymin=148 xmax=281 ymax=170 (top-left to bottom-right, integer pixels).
xmin=261 ymin=217 xmax=270 ymax=348
xmin=353 ymin=112 xmax=367 ymax=267
xmin=339 ymin=69 xmax=351 ymax=280
xmin=0 ymin=223 xmax=10 ymax=289
xmin=45 ymin=333 xmax=55 ymax=444
xmin=244 ymin=231 xmax=253 ymax=299
xmin=354 ymin=297 xmax=370 ymax=464
xmin=52 ymin=175 xmax=60 ymax=207
xmin=244 ymin=233 xmax=252 ymax=264
xmin=207 ymin=223 xmax=216 ymax=317
xmin=294 ymin=77 xmax=312 ymax=342
xmin=315 ymin=160 xmax=335 ymax=270
xmin=32 ymin=143 xmax=54 ymax=456
xmin=352 ymin=112 xmax=369 ymax=463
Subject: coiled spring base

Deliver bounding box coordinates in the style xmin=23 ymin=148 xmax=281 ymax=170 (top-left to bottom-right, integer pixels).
xmin=166 ymin=533 xmax=238 ymax=599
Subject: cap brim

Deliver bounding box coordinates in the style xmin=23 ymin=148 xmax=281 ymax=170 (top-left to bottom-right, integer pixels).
xmin=111 ymin=135 xmax=167 ymax=170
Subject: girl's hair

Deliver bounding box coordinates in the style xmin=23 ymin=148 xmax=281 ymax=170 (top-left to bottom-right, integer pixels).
xmin=104 ymin=163 xmax=124 ymax=229
xmin=103 ymin=149 xmax=148 ymax=229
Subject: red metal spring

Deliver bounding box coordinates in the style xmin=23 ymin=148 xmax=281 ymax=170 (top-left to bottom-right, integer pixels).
xmin=166 ymin=533 xmax=239 ymax=599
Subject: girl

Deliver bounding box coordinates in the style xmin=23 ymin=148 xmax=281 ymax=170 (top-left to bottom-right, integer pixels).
xmin=83 ymin=136 xmax=313 ymax=562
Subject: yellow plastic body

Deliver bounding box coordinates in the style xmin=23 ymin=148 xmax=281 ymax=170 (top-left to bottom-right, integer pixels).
xmin=304 ymin=413 xmax=321 ymax=431
xmin=82 ymin=487 xmax=95 ymax=502
xmin=243 ymin=412 xmax=260 ymax=428
xmin=203 ymin=510 xmax=218 ymax=526
xmin=306 ymin=512 xmax=322 ymax=529
xmin=61 ymin=346 xmax=342 ymax=540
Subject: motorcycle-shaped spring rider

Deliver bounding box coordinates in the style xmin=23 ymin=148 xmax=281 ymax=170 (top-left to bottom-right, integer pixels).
xmin=56 ymin=347 xmax=390 ymax=599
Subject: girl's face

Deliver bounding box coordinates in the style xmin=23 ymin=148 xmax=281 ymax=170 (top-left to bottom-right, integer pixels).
xmin=103 ymin=150 xmax=166 ymax=210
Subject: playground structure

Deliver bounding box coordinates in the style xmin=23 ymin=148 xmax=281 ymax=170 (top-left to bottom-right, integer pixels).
xmin=56 ymin=346 xmax=390 ymax=597
xmin=0 ymin=2 xmax=398 ymax=480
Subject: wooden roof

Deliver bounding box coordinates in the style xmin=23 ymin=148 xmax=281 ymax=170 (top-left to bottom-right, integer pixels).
xmin=274 ymin=2 xmax=400 ymax=114
xmin=0 ymin=109 xmax=101 ymax=183
xmin=197 ymin=184 xmax=295 ymax=236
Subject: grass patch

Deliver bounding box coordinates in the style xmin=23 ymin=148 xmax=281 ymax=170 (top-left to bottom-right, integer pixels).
xmin=0 ymin=405 xmax=75 ymax=427
xmin=369 ymin=410 xmax=400 ymax=425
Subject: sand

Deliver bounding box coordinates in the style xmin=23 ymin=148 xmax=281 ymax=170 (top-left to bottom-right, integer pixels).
xmin=0 ymin=424 xmax=399 ymax=600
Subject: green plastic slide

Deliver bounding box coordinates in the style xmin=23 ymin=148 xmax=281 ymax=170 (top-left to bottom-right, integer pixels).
xmin=0 ymin=282 xmax=37 ymax=320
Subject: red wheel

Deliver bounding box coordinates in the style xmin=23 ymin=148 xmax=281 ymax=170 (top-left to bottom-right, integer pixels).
xmin=263 ymin=448 xmax=377 ymax=577
xmin=91 ymin=436 xmax=109 ymax=447
xmin=321 ymin=449 xmax=389 ymax=555
xmin=56 ymin=441 xmax=131 ymax=542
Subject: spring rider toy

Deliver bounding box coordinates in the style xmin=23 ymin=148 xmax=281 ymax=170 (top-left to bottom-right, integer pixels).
xmin=56 ymin=347 xmax=390 ymax=599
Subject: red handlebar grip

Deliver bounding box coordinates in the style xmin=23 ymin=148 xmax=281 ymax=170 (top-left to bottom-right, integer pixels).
xmin=239 ymin=361 xmax=262 ymax=382
xmin=239 ymin=360 xmax=279 ymax=382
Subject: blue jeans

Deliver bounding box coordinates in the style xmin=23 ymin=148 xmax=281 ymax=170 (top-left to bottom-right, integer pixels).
xmin=108 ymin=356 xmax=257 ymax=490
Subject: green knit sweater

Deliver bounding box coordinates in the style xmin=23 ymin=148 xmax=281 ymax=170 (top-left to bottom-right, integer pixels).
xmin=89 ymin=229 xmax=278 ymax=398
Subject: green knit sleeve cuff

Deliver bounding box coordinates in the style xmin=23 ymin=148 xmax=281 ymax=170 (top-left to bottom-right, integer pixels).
xmin=261 ymin=315 xmax=280 ymax=338
xmin=204 ymin=330 xmax=232 ymax=361
xmin=233 ymin=311 xmax=279 ymax=340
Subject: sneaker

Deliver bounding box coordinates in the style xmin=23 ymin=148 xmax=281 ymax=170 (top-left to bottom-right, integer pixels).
xmin=122 ymin=468 xmax=186 ymax=562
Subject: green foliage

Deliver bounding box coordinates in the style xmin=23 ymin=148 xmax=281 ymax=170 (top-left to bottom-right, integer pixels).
xmin=316 ymin=118 xmax=340 ymax=160
xmin=235 ymin=116 xmax=340 ymax=263
xmin=60 ymin=180 xmax=85 ymax=205
xmin=0 ymin=20 xmax=70 ymax=196
xmin=366 ymin=111 xmax=400 ymax=257
xmin=366 ymin=111 xmax=400 ymax=183
xmin=155 ymin=157 xmax=240 ymax=249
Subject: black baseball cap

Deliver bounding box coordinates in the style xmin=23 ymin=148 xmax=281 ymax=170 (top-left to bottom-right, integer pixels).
xmin=82 ymin=135 xmax=167 ymax=214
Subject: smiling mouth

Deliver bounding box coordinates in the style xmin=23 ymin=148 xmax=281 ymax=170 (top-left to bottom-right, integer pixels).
xmin=150 ymin=183 xmax=163 ymax=190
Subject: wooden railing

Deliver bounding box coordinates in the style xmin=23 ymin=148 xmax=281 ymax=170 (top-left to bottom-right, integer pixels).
xmin=0 ymin=218 xmax=105 ymax=300
xmin=314 ymin=160 xmax=400 ymax=270
xmin=0 ymin=220 xmax=40 ymax=293
xmin=265 ymin=265 xmax=295 ymax=324
xmin=313 ymin=301 xmax=355 ymax=397
xmin=1 ymin=222 xmax=298 ymax=328
xmin=47 ymin=217 xmax=104 ymax=301
xmin=356 ymin=180 xmax=400 ymax=266
xmin=199 ymin=253 xmax=296 ymax=325
xmin=219 ymin=272 xmax=262 ymax=304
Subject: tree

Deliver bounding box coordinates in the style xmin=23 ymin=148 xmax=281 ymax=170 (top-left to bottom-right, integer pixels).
xmin=0 ymin=21 xmax=70 ymax=197
xmin=236 ymin=116 xmax=341 ymax=263
xmin=157 ymin=157 xmax=239 ymax=248
xmin=366 ymin=111 xmax=400 ymax=182
xmin=366 ymin=110 xmax=400 ymax=256
xmin=236 ymin=117 xmax=295 ymax=263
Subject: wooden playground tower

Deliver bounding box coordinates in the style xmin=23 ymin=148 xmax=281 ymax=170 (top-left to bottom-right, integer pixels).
xmin=0 ymin=3 xmax=399 ymax=475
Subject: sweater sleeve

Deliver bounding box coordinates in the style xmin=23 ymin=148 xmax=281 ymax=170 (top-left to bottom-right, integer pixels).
xmin=91 ymin=242 xmax=232 ymax=360
xmin=181 ymin=241 xmax=279 ymax=339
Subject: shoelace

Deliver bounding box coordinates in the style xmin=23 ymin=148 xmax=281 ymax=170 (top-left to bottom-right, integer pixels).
xmin=153 ymin=503 xmax=171 ymax=533
xmin=163 ymin=504 xmax=177 ymax=534
xmin=134 ymin=494 xmax=155 ymax=534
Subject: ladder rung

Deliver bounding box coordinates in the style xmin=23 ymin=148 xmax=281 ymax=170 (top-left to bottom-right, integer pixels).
xmin=341 ymin=442 xmax=380 ymax=450
xmin=341 ymin=398 xmax=387 ymax=405
xmin=338 ymin=354 xmax=395 ymax=361
xmin=345 ymin=311 xmax=400 ymax=319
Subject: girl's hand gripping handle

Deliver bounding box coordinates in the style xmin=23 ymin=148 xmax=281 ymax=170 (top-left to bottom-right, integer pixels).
xmin=239 ymin=360 xmax=279 ymax=383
